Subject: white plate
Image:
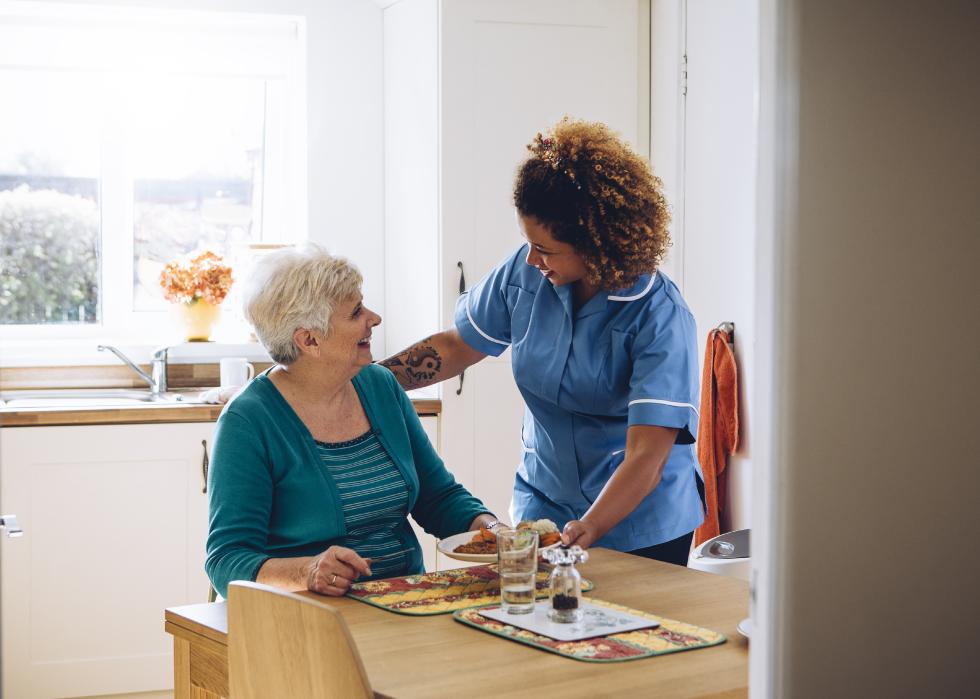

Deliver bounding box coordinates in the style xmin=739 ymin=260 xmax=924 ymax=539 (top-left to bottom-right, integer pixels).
xmin=436 ymin=530 xmax=560 ymax=563
xmin=479 ymin=601 xmax=659 ymax=641
xmin=736 ymin=617 xmax=752 ymax=639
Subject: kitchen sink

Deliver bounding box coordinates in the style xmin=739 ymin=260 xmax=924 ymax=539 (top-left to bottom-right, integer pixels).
xmin=0 ymin=389 xmax=199 ymax=408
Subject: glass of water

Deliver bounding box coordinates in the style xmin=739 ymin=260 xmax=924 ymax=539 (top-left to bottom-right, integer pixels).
xmin=496 ymin=528 xmax=539 ymax=614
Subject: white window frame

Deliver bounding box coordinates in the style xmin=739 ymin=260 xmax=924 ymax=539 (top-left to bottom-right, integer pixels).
xmin=0 ymin=2 xmax=306 ymax=365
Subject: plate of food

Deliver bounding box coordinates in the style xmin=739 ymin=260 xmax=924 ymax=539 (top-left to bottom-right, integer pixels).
xmin=437 ymin=519 xmax=563 ymax=563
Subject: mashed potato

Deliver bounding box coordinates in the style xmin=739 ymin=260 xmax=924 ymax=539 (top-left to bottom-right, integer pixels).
xmin=517 ymin=518 xmax=559 ymax=535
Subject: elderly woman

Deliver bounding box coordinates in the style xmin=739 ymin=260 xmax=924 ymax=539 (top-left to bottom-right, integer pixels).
xmin=382 ymin=118 xmax=703 ymax=566
xmin=205 ymin=244 xmax=497 ymax=598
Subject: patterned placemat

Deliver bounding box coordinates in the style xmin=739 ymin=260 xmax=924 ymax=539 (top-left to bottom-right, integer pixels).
xmin=346 ymin=565 xmax=593 ymax=616
xmin=453 ymin=598 xmax=726 ymax=662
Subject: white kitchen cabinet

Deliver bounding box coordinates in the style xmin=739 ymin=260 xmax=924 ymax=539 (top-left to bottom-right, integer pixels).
xmin=412 ymin=414 xmax=442 ymax=571
xmin=384 ymin=0 xmax=646 ymax=524
xmin=0 ymin=422 xmax=214 ymax=699
xmin=411 ymin=414 xmax=487 ymax=571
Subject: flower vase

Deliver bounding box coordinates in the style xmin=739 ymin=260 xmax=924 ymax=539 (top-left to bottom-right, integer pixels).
xmin=174 ymin=300 xmax=221 ymax=342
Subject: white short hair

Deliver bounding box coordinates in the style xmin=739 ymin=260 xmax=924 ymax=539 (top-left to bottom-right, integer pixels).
xmin=242 ymin=243 xmax=363 ymax=365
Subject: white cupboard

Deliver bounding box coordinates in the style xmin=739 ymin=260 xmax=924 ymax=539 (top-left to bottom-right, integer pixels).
xmin=384 ymin=0 xmax=647 ymax=524
xmin=0 ymin=422 xmax=214 ymax=699
xmin=412 ymin=415 xmax=443 ymax=571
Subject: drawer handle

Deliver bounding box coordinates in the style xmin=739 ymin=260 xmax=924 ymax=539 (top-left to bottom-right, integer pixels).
xmin=201 ymin=439 xmax=210 ymax=494
xmin=456 ymin=261 xmax=467 ymax=396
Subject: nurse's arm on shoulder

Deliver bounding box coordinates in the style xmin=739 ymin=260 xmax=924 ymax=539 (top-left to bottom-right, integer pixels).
xmin=378 ymin=328 xmax=487 ymax=391
xmin=562 ymin=425 xmax=679 ymax=549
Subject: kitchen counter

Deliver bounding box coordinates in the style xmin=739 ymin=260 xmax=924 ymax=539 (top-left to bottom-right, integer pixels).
xmin=0 ymin=393 xmax=441 ymax=427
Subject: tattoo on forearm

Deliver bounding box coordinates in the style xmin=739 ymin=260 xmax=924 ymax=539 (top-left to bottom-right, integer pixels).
xmin=379 ymin=338 xmax=443 ymax=388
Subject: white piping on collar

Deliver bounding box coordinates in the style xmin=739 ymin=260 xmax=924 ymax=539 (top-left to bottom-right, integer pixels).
xmin=608 ymin=272 xmax=657 ymax=302
xmin=464 ymin=294 xmax=509 ymax=346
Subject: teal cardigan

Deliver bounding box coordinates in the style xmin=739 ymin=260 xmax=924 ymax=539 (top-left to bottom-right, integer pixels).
xmin=205 ymin=363 xmax=489 ymax=597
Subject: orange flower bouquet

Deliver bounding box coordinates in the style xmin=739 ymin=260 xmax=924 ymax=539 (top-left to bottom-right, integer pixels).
xmin=160 ymin=251 xmax=234 ymax=305
xmin=159 ymin=251 xmax=234 ymax=341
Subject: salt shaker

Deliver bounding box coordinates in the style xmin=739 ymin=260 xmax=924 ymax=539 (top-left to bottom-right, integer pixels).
xmin=541 ymin=544 xmax=589 ymax=622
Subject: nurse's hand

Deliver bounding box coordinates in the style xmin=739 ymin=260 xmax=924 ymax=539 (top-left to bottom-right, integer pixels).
xmin=561 ymin=519 xmax=602 ymax=549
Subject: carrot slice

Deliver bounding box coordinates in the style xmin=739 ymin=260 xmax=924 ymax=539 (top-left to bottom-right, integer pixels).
xmin=540 ymin=532 xmax=561 ymax=547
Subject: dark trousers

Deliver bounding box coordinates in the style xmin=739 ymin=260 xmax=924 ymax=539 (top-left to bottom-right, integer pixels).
xmin=628 ymin=530 xmax=695 ymax=567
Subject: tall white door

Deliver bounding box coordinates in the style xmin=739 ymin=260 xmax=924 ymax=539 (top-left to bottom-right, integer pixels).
xmin=439 ymin=0 xmax=645 ymax=522
xmin=679 ymin=0 xmax=759 ymax=532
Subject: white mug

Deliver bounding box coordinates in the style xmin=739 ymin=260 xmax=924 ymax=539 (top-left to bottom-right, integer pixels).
xmin=220 ymin=357 xmax=255 ymax=388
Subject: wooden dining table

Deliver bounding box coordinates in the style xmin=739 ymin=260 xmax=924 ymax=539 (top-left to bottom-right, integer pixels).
xmin=165 ymin=548 xmax=749 ymax=698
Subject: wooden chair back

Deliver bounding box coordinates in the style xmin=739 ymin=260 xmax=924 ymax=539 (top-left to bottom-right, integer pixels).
xmin=227 ymin=581 xmax=374 ymax=699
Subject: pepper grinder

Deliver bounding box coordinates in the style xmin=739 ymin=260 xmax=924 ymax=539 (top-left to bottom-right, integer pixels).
xmin=541 ymin=544 xmax=589 ymax=622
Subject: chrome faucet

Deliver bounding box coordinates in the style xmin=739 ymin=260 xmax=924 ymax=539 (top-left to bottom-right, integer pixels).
xmin=97 ymin=345 xmax=169 ymax=395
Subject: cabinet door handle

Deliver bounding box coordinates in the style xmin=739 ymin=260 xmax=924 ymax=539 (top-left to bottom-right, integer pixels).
xmin=0 ymin=514 xmax=24 ymax=538
xmin=201 ymin=439 xmax=210 ymax=494
xmin=456 ymin=261 xmax=466 ymax=396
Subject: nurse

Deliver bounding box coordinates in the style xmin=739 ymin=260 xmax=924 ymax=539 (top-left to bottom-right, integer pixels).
xmin=381 ymin=117 xmax=704 ymax=565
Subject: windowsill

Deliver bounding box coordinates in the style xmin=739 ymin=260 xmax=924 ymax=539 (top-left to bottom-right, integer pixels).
xmin=0 ymin=338 xmax=441 ymax=401
xmin=0 ymin=340 xmax=440 ymax=397
xmin=0 ymin=339 xmax=272 ymax=367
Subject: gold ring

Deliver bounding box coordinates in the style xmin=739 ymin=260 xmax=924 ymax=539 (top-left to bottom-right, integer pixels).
xmin=329 ymin=574 xmax=337 ymax=585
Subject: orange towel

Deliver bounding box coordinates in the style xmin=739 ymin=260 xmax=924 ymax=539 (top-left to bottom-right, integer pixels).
xmin=694 ymin=328 xmax=740 ymax=547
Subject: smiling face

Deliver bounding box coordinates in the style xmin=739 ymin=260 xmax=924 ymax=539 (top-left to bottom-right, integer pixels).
xmin=319 ymin=295 xmax=382 ymax=369
xmin=518 ymin=214 xmax=590 ymax=287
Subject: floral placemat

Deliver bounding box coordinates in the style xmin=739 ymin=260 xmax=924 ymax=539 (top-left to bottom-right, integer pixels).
xmin=453 ymin=598 xmax=725 ymax=662
xmin=346 ymin=565 xmax=593 ymax=616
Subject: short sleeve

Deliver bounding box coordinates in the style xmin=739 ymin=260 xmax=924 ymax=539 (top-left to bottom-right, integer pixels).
xmin=626 ymin=304 xmax=700 ymax=445
xmin=453 ymin=247 xmax=525 ymax=357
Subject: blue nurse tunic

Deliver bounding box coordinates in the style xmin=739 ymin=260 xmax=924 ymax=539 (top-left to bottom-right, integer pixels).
xmin=454 ymin=245 xmax=705 ymax=551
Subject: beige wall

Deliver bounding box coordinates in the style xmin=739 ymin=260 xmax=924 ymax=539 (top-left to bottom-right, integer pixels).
xmin=771 ymin=1 xmax=980 ymax=696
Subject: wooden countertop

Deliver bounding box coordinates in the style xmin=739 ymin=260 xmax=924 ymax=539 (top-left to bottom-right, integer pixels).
xmin=166 ymin=548 xmax=749 ymax=698
xmin=0 ymin=396 xmax=441 ymax=427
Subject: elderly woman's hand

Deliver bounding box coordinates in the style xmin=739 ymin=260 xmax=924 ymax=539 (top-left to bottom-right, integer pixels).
xmin=306 ymin=546 xmax=373 ymax=596
xmin=468 ymin=513 xmax=503 ymax=531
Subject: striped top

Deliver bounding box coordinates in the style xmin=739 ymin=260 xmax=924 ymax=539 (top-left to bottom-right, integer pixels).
xmin=315 ymin=430 xmax=410 ymax=579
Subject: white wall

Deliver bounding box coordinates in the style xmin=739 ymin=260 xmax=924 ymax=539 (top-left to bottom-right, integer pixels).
xmin=43 ymin=0 xmax=387 ymax=348
xmin=681 ymin=0 xmax=758 ymax=533
xmin=758 ymin=1 xmax=980 ymax=695
xmin=650 ymin=0 xmax=759 ymax=533
xmin=649 ymin=0 xmax=684 ymax=283
xmin=382 ymin=0 xmax=440 ymax=356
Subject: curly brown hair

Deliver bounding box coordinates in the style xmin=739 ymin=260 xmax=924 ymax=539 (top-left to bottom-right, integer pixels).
xmin=513 ymin=117 xmax=671 ymax=290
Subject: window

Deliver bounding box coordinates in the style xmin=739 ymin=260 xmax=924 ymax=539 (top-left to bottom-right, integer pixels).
xmin=128 ymin=75 xmax=268 ymax=312
xmin=0 ymin=71 xmax=102 ymax=326
xmin=0 ymin=4 xmax=306 ymax=343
